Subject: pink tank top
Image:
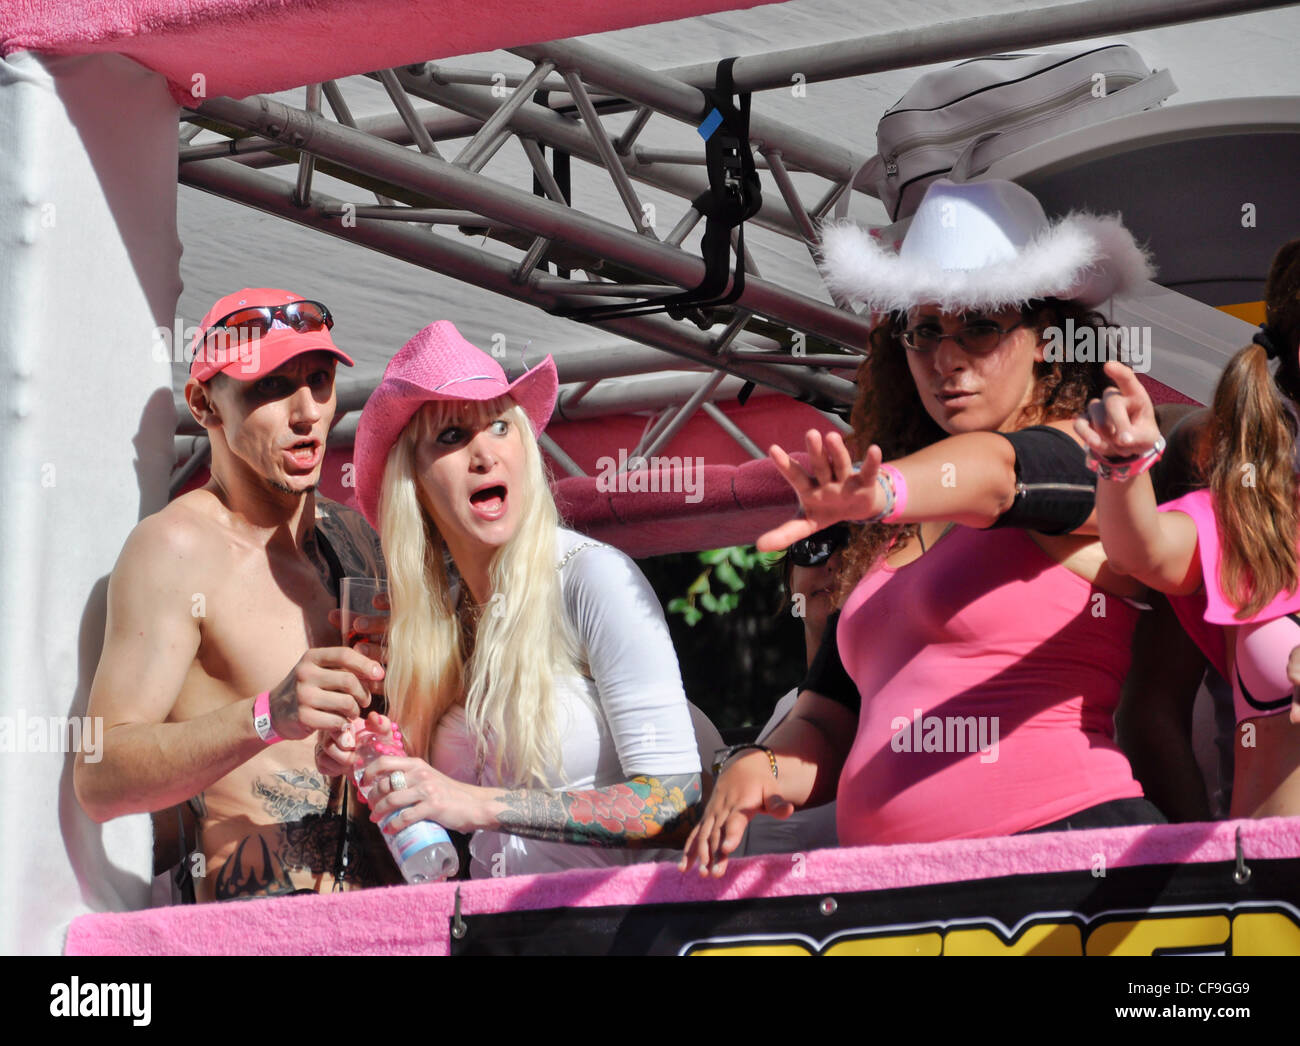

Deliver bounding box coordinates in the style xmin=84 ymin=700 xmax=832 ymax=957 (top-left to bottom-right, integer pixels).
xmin=1158 ymin=489 xmax=1300 ymax=724
xmin=835 ymin=526 xmax=1143 ymax=845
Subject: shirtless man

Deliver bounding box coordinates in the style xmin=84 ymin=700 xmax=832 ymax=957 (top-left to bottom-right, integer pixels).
xmin=75 ymin=288 xmax=399 ymax=900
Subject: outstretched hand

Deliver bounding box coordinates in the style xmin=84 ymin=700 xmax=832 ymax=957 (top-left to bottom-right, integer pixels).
xmin=756 ymin=430 xmax=883 ymax=552
xmin=1074 ymin=361 xmax=1161 ymax=461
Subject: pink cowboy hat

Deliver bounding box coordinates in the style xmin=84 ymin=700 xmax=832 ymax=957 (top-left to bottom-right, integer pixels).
xmin=353 ymin=321 xmax=558 ymax=529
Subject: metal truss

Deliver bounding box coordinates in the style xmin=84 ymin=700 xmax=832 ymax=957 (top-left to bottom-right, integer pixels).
xmin=174 ymin=0 xmax=1288 ymax=487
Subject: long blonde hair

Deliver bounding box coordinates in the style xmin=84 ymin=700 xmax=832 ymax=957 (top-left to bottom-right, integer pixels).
xmin=378 ymin=396 xmax=579 ymax=787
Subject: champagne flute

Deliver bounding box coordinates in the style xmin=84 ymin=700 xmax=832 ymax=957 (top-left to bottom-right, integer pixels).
xmin=340 ymin=577 xmax=389 ymax=716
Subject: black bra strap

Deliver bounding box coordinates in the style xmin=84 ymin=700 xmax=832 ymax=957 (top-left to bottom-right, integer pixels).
xmin=314 ymin=525 xmax=346 ymax=602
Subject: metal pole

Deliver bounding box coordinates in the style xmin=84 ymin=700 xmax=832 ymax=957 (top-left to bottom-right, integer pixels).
xmin=725 ymin=351 xmax=861 ymax=367
xmin=562 ymin=68 xmax=658 ymax=237
xmin=178 ymin=159 xmax=856 ymax=406
xmin=376 ymin=68 xmax=445 ymax=160
xmin=519 ymin=137 xmax=570 ymax=205
xmin=640 ymin=371 xmax=730 ymax=461
xmin=560 ymin=380 xmax=600 ymax=409
xmin=511 ymin=39 xmax=866 ymax=184
xmin=323 ymin=81 xmax=399 ymax=208
xmin=169 ymin=439 xmax=211 ymax=498
xmin=665 ymin=207 xmax=702 ymax=247
xmin=633 ymin=148 xmax=773 ymax=169
xmin=454 ymin=60 xmax=556 ymax=171
xmin=701 ymin=402 xmax=766 ymax=460
xmin=654 ymin=0 xmax=1297 ymax=93
xmin=421 ymin=63 xmax=570 ymax=93
xmin=389 ymin=71 xmax=805 ymax=241
xmin=628 ymin=406 xmax=676 ymax=465
xmin=323 ymin=206 xmax=504 ymax=226
xmin=514 ymin=236 xmax=552 ymax=283
xmin=616 ymin=106 xmax=654 ymax=154
xmin=192 ymin=94 xmax=875 ymax=351
xmin=214 ymin=104 xmax=484 ymax=169
xmin=762 ymin=149 xmax=817 ymax=244
xmin=539 ymin=433 xmax=588 ymax=478
xmin=532 ymin=278 xmax=677 ymax=297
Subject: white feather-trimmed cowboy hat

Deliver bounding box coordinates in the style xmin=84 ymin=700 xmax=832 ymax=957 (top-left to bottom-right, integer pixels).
xmin=818 ymin=178 xmax=1154 ymax=314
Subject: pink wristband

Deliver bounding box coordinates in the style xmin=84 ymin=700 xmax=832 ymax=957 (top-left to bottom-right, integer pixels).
xmin=253 ymin=691 xmax=281 ymax=744
xmin=879 ymin=464 xmax=908 ymax=523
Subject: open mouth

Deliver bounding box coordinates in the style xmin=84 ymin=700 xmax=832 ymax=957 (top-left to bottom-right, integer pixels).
xmin=469 ymin=484 xmax=507 ymax=519
xmin=285 ymin=439 xmax=320 ymax=467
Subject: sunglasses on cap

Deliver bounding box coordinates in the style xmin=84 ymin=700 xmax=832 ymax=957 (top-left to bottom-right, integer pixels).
xmin=898 ymin=317 xmax=1025 ymax=355
xmin=202 ymin=300 xmax=334 ymax=343
xmin=788 ymin=524 xmax=850 ymax=568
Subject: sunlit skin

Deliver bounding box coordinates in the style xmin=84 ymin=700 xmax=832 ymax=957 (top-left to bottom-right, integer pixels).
xmin=682 ymin=308 xmax=1152 ymax=878
xmin=902 ymin=305 xmax=1044 ymax=436
xmin=1077 ymin=360 xmax=1300 ymax=818
xmin=413 ymin=405 xmax=526 ymax=606
xmin=757 ymin=304 xmax=1052 ymax=554
xmin=195 ymin=351 xmax=339 ymax=510
xmin=317 ymin=399 xmax=704 ymax=852
xmin=74 ymin=347 xmax=396 ymax=899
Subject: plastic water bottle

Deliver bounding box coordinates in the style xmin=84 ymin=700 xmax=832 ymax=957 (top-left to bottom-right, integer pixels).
xmin=351 ymin=721 xmax=459 ymax=883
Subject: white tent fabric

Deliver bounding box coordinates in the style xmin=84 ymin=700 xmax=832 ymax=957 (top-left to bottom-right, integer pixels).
xmin=0 ymin=52 xmax=180 ymax=954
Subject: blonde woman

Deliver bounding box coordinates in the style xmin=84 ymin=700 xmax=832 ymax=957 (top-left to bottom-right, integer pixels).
xmin=317 ymin=321 xmax=709 ymax=878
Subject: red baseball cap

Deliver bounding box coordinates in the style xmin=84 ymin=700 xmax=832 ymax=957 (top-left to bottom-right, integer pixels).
xmin=188 ymin=288 xmax=354 ymax=382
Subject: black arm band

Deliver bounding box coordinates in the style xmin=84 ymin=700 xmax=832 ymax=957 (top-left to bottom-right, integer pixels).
xmin=799 ymin=611 xmax=860 ymax=713
xmin=988 ymin=426 xmax=1097 ymax=535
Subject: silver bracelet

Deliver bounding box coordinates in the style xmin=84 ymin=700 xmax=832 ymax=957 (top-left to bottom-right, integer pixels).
xmin=1085 ymin=437 xmax=1166 ymax=482
xmin=851 ymin=469 xmax=896 ymax=524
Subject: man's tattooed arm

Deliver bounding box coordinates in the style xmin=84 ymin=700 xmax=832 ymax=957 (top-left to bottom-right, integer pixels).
xmin=494 ymin=773 xmax=702 ymax=848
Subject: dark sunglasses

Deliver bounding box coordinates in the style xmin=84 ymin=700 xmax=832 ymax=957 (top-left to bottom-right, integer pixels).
xmin=203 ymin=300 xmax=334 ymax=343
xmin=899 ymin=318 xmax=1025 ymax=355
xmin=788 ymin=524 xmax=850 ymax=568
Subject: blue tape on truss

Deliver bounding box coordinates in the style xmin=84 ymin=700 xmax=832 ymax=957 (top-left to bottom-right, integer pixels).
xmin=697 ymin=108 xmax=723 ymax=141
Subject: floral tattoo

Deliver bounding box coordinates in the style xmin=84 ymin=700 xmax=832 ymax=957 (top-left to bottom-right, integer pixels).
xmin=496 ymin=773 xmax=702 ymax=848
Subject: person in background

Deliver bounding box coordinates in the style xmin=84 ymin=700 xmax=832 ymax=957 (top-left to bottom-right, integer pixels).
xmin=737 ymin=524 xmax=846 ymax=856
xmin=1078 ymin=239 xmax=1300 ymax=818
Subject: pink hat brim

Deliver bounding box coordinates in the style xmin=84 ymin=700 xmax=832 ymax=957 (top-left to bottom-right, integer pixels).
xmin=353 ymin=340 xmax=558 ymax=531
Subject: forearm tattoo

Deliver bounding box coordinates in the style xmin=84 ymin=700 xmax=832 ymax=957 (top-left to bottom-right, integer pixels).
xmin=496 ymin=773 xmax=703 ymax=848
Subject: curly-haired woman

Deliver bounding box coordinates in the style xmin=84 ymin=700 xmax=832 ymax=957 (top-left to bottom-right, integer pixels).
xmin=684 ymin=178 xmax=1165 ymax=875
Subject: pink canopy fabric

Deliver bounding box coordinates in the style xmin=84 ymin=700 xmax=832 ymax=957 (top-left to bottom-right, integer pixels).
xmin=0 ymin=0 xmax=768 ymax=101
